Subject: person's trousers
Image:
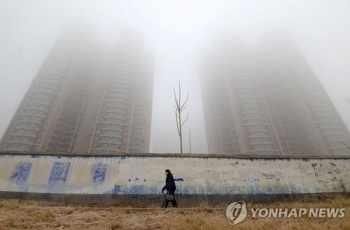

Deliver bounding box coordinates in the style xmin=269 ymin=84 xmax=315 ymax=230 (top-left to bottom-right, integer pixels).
xmin=162 ymin=189 xmax=178 ymax=208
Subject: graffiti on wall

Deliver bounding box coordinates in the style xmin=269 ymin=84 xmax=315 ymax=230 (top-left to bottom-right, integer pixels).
xmin=49 ymin=162 xmax=70 ymax=183
xmin=91 ymin=163 xmax=108 ymax=182
xmin=10 ymin=161 xmax=32 ymax=182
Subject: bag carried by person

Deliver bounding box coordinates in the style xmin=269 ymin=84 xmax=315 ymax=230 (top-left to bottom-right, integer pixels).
xmin=165 ymin=192 xmax=175 ymax=201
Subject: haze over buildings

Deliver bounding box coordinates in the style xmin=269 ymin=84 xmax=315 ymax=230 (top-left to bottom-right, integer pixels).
xmin=0 ymin=24 xmax=154 ymax=154
xmin=200 ymin=31 xmax=350 ymax=156
xmin=0 ymin=1 xmax=350 ymax=154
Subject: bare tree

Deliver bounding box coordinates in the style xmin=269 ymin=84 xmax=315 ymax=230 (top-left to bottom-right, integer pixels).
xmin=188 ymin=129 xmax=192 ymax=154
xmin=173 ymin=81 xmax=189 ymax=153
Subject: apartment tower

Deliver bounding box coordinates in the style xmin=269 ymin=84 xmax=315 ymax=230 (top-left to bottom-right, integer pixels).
xmin=254 ymin=31 xmax=350 ymax=156
xmin=0 ymin=26 xmax=154 ymax=154
xmin=200 ymin=31 xmax=350 ymax=156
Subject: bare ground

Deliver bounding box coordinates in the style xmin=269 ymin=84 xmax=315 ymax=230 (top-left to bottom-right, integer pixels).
xmin=0 ymin=198 xmax=350 ymax=230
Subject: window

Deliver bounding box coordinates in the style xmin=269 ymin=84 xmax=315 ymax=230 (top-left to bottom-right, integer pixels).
xmin=22 ymin=116 xmax=31 ymax=121
xmin=10 ymin=143 xmax=18 ymax=150
xmin=26 ymin=129 xmax=34 ymax=135
xmin=13 ymin=136 xmax=21 ymax=141
xmin=259 ymin=131 xmax=268 ymax=136
xmin=256 ymin=144 xmax=263 ymax=150
xmin=15 ymin=129 xmax=25 ymax=134
xmin=261 ymin=137 xmax=269 ymax=143
xmin=251 ymin=131 xmax=259 ymax=137
xmin=20 ymin=144 xmax=28 ymax=150
xmin=253 ymin=138 xmax=261 ymax=144
xmin=31 ymin=116 xmax=40 ymax=122
xmin=33 ymin=110 xmax=43 ymax=116
xmin=22 ymin=137 xmax=30 ymax=143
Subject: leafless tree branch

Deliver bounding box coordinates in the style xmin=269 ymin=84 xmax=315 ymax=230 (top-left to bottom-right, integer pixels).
xmin=173 ymin=81 xmax=189 ymax=153
xmin=181 ymin=111 xmax=189 ymax=126
xmin=180 ymin=92 xmax=189 ymax=110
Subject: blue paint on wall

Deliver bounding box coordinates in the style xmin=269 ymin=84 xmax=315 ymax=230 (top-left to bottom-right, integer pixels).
xmin=49 ymin=162 xmax=70 ymax=183
xmin=182 ymin=187 xmax=189 ymax=194
xmin=31 ymin=155 xmax=41 ymax=158
xmin=130 ymin=185 xmax=144 ymax=193
xmin=103 ymin=185 xmax=147 ymax=195
xmin=91 ymin=163 xmax=108 ymax=182
xmin=115 ymin=185 xmax=121 ymax=193
xmin=10 ymin=162 xmax=32 ymax=182
xmin=98 ymin=184 xmax=308 ymax=195
xmin=243 ymin=177 xmax=260 ymax=183
xmin=174 ymin=178 xmax=184 ymax=182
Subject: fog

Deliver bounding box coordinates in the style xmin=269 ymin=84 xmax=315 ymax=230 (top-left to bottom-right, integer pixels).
xmin=1 ymin=0 xmax=350 ymax=153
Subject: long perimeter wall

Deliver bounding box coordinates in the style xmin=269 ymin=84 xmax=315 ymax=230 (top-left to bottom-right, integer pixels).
xmin=0 ymin=153 xmax=349 ymax=204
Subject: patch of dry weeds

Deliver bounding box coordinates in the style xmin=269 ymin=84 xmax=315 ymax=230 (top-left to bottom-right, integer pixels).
xmin=0 ymin=198 xmax=349 ymax=229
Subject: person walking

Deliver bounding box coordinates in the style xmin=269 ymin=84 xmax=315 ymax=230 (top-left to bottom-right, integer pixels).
xmin=161 ymin=169 xmax=178 ymax=208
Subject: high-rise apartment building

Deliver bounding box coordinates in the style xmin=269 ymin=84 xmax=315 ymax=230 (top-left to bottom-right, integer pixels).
xmin=254 ymin=31 xmax=350 ymax=156
xmin=200 ymin=31 xmax=350 ymax=156
xmin=0 ymin=26 xmax=154 ymax=154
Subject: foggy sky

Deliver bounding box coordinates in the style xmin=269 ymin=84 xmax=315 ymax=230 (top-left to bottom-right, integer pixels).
xmin=1 ymin=0 xmax=350 ymax=153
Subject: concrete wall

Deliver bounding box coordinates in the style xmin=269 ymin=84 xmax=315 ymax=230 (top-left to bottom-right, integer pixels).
xmin=0 ymin=153 xmax=349 ymax=204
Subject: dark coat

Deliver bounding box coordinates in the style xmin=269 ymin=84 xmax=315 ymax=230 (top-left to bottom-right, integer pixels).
xmin=162 ymin=174 xmax=176 ymax=191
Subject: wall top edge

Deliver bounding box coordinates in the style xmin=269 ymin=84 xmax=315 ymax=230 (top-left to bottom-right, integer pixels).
xmin=1 ymin=151 xmax=350 ymax=159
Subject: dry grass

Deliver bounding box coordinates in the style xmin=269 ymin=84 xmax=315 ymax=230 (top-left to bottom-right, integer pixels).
xmin=0 ymin=198 xmax=349 ymax=229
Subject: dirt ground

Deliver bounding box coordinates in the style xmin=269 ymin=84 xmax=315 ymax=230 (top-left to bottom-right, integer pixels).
xmin=0 ymin=198 xmax=350 ymax=230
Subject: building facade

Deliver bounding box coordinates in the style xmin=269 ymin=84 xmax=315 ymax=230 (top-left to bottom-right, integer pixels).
xmin=0 ymin=27 xmax=154 ymax=154
xmin=254 ymin=31 xmax=350 ymax=156
xmin=200 ymin=31 xmax=350 ymax=156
